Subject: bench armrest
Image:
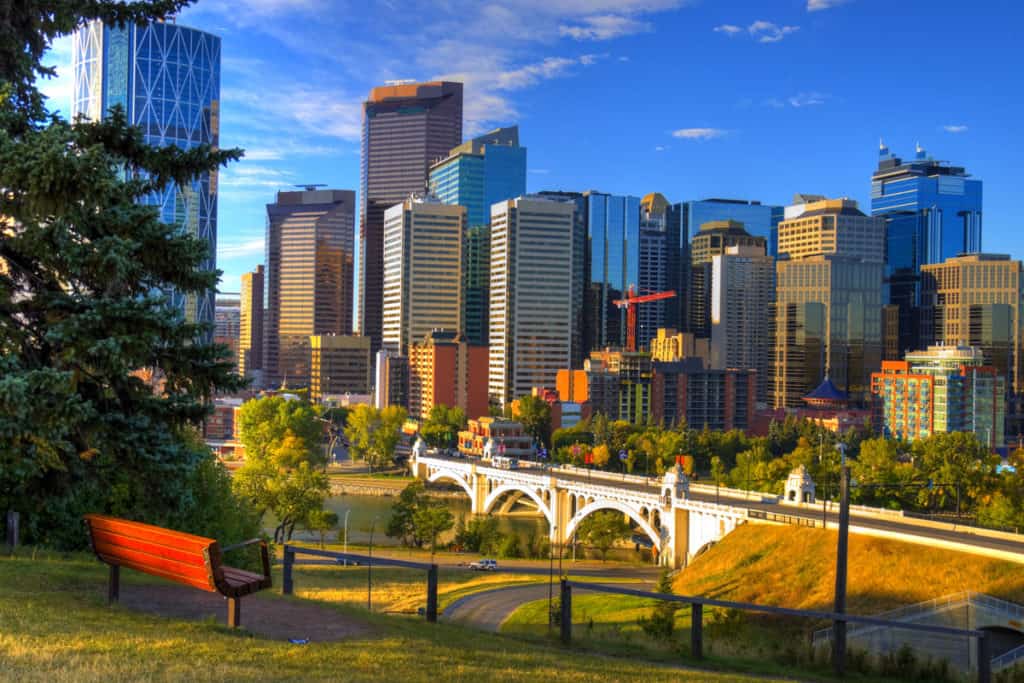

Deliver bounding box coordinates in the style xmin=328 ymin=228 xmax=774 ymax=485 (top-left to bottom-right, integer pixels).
xmin=222 ymin=538 xmax=272 ymax=582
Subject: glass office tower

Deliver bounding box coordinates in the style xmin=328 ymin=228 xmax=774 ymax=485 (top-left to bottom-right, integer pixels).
xmin=583 ymin=193 xmax=641 ymax=353
xmin=872 ymin=143 xmax=983 ymax=355
xmin=359 ymin=81 xmax=463 ymax=352
xmin=682 ymin=198 xmax=784 ymax=257
xmin=72 ymin=19 xmax=221 ymax=327
xmin=429 ymin=126 xmax=526 ymax=346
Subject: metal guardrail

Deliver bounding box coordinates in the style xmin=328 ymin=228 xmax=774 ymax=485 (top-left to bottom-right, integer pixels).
xmin=991 ymin=642 xmax=1024 ymax=671
xmin=559 ymin=580 xmax=992 ymax=682
xmin=282 ymin=545 xmax=440 ymax=622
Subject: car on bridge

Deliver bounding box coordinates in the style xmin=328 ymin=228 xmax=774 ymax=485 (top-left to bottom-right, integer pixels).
xmin=468 ymin=559 xmax=498 ymax=571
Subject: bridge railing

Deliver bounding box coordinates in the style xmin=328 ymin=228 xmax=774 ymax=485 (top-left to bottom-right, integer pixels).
xmin=282 ymin=544 xmax=439 ymax=623
xmin=559 ymin=579 xmax=993 ymax=683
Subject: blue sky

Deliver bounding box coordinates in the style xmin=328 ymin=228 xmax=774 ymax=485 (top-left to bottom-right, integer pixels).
xmin=41 ymin=0 xmax=1024 ymax=294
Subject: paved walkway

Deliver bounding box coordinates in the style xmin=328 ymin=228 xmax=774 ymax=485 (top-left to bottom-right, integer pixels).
xmin=116 ymin=583 xmax=374 ymax=642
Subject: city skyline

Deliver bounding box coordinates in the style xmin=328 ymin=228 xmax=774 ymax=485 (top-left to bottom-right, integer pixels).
xmin=38 ymin=1 xmax=1022 ymax=295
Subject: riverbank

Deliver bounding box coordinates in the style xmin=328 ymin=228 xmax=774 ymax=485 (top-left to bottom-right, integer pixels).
xmin=328 ymin=474 xmax=466 ymax=499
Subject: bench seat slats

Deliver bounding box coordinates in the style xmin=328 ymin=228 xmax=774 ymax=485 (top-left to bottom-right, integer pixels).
xmin=89 ymin=529 xmax=211 ymax=568
xmin=221 ymin=567 xmax=271 ymax=597
xmin=86 ymin=515 xmax=214 ymax=554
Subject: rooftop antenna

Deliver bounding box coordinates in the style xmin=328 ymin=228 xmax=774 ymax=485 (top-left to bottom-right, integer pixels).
xmin=294 ymin=184 xmax=327 ymax=192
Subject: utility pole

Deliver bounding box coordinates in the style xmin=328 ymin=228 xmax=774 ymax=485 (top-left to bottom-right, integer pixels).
xmin=833 ymin=442 xmax=849 ymax=677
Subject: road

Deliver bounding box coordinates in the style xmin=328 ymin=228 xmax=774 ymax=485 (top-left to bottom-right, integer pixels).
xmin=424 ymin=454 xmax=1024 ymax=558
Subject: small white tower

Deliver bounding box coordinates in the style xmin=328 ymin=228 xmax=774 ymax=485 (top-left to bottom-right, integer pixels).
xmin=482 ymin=437 xmax=496 ymax=460
xmin=411 ymin=436 xmax=427 ymax=460
xmin=785 ymin=465 xmax=816 ymax=504
xmin=661 ymin=462 xmax=690 ymax=503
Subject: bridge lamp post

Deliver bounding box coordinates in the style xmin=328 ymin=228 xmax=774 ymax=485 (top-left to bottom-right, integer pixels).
xmin=548 ymin=523 xmax=557 ymax=634
xmin=833 ymin=441 xmax=850 ymax=676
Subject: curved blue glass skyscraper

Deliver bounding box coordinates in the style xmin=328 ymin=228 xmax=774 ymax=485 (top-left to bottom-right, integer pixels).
xmin=72 ymin=19 xmax=221 ymax=328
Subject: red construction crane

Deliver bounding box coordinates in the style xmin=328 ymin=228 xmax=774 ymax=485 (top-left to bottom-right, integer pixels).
xmin=612 ymin=285 xmax=677 ymax=352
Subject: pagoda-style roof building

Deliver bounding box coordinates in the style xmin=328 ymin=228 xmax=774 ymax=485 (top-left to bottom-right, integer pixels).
xmin=802 ymin=376 xmax=850 ymax=410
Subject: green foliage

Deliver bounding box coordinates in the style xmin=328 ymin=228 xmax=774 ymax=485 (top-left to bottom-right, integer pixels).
xmin=233 ymin=397 xmax=328 ymax=543
xmin=0 ymin=1 xmax=244 ymax=548
xmin=576 ymin=510 xmax=632 ymax=561
xmin=420 ymin=404 xmax=465 ymax=449
xmin=638 ymin=571 xmax=679 ymax=641
xmin=498 ymin=533 xmax=523 ymax=559
xmin=514 ymin=394 xmax=552 ymax=447
xmin=412 ymin=503 xmax=454 ymax=560
xmin=385 ymin=481 xmax=454 ymax=556
xmin=305 ymin=509 xmax=339 ymax=549
xmin=455 ymin=515 xmax=503 ymax=555
xmin=344 ymin=404 xmax=407 ymax=472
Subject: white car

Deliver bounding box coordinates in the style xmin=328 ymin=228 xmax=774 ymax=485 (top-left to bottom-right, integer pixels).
xmin=468 ymin=559 xmax=498 ymax=571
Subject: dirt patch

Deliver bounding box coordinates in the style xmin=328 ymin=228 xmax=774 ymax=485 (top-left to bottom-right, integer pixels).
xmin=116 ymin=583 xmax=375 ymax=642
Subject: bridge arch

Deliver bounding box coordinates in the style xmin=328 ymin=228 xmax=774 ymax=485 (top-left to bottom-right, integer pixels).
xmin=564 ymin=499 xmax=662 ymax=550
xmin=483 ymin=484 xmax=554 ymax=526
xmin=427 ymin=469 xmax=475 ymax=507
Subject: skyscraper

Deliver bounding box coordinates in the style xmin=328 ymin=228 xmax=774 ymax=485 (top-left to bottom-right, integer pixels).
xmin=710 ymin=244 xmax=774 ymax=403
xmin=681 ymin=198 xmax=784 ymax=257
xmin=772 ymin=199 xmax=885 ymax=407
xmin=919 ymin=253 xmax=1022 ymax=395
xmin=638 ymin=193 xmax=683 ymax=349
xmin=429 ymin=126 xmax=526 ymax=346
xmin=239 ymin=265 xmax=264 ymax=383
xmin=265 ymin=189 xmax=355 ymax=388
xmin=872 ymin=143 xmax=983 ymax=355
xmin=359 ymin=81 xmax=463 ymax=352
xmin=381 ymin=196 xmax=464 ymax=355
xmin=72 ymin=19 xmax=221 ymax=327
xmin=214 ymin=294 xmax=240 ymax=371
xmin=489 ymin=197 xmax=576 ymax=407
xmin=689 ymin=220 xmax=766 ymax=337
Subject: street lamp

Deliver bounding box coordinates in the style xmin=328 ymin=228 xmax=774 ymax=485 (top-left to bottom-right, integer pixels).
xmin=368 ymin=516 xmax=379 ymax=611
xmin=342 ymin=509 xmax=350 ymax=565
xmin=548 ymin=523 xmax=557 ymax=634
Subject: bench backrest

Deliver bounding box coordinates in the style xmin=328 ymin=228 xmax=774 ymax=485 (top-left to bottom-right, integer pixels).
xmin=84 ymin=514 xmax=223 ymax=593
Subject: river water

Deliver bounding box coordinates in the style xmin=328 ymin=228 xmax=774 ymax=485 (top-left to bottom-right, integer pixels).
xmin=286 ymin=492 xmax=548 ymax=546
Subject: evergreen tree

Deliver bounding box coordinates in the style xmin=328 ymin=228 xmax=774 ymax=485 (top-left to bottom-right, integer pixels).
xmin=0 ymin=1 xmax=244 ymax=547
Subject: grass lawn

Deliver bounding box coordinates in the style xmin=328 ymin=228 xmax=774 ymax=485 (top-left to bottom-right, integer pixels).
xmin=0 ymin=552 xmax=787 ymax=683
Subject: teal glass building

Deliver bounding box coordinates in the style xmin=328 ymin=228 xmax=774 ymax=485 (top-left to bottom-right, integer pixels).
xmin=72 ymin=19 xmax=222 ymax=328
xmin=429 ymin=126 xmax=526 ymax=346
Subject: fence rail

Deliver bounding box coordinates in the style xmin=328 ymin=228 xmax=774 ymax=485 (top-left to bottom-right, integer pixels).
xmin=559 ymin=580 xmax=992 ymax=683
xmin=282 ymin=545 xmax=439 ymax=623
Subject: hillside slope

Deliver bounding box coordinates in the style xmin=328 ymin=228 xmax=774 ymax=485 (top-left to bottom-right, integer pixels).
xmin=675 ymin=523 xmax=1024 ymax=615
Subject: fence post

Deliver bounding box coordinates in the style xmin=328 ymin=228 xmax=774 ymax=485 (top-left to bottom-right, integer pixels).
xmin=560 ymin=579 xmax=572 ymax=645
xmin=691 ymin=602 xmax=703 ymax=660
xmin=282 ymin=545 xmax=294 ymax=595
xmin=977 ymin=632 xmax=991 ymax=683
xmin=426 ymin=564 xmax=438 ymax=623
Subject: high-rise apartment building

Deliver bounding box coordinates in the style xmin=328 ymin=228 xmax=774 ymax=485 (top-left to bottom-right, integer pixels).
xmin=408 ymin=330 xmax=489 ymax=421
xmin=359 ymin=82 xmax=463 ymax=352
xmin=428 ymin=126 xmax=526 ymax=346
xmin=73 ymin=19 xmax=221 ymax=326
xmin=535 ymin=190 xmax=587 ymax=367
xmin=711 ymin=244 xmax=774 ymax=403
xmin=689 ymin=220 xmax=766 ymax=337
xmin=489 ymin=197 xmax=576 ymax=407
xmin=239 ymin=265 xmax=264 ymax=382
xmin=373 ymin=349 xmax=408 ymax=410
xmin=919 ymin=254 xmax=1022 ymax=394
xmin=651 ymin=359 xmax=756 ymax=431
xmin=265 ymin=189 xmax=355 ymax=388
xmin=772 ymin=199 xmax=885 ymax=407
xmin=214 ymin=294 xmax=240 ymax=371
xmin=310 ymin=335 xmax=372 ymax=402
xmin=649 ymin=327 xmax=710 ymax=364
xmin=872 ymin=143 xmax=983 ymax=355
xmin=871 ymin=345 xmax=1004 ymax=448
xmin=381 ymin=196 xmax=464 ymax=355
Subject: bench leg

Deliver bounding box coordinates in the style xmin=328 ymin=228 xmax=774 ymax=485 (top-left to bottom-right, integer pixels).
xmin=108 ymin=565 xmax=120 ymax=604
xmin=227 ymin=597 xmax=240 ymax=628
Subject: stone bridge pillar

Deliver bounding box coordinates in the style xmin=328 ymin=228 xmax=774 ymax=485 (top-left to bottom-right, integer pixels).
xmin=664 ymin=507 xmax=689 ymax=569
xmin=470 ymin=465 xmax=488 ymax=514
xmin=550 ymin=480 xmax=571 ymax=545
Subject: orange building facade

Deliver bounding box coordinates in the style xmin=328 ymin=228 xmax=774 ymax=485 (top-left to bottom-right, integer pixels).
xmin=407 ymin=330 xmax=488 ymax=421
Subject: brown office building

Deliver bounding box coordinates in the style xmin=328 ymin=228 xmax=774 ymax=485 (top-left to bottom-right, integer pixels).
xmin=407 ymin=329 xmax=488 ymax=422
xmin=688 ymin=220 xmax=766 ymax=337
xmin=265 ymin=189 xmax=355 ymax=388
xmin=359 ymin=81 xmax=463 ymax=353
xmin=310 ymin=334 xmax=372 ymax=401
xmin=919 ymin=253 xmax=1023 ymax=395
xmin=239 ymin=265 xmax=264 ymax=382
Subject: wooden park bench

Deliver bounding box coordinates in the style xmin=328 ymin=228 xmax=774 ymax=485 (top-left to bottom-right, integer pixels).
xmin=84 ymin=514 xmax=271 ymax=628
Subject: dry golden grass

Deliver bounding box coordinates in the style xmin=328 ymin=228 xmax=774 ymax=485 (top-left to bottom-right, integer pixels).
xmin=675 ymin=523 xmax=1024 ymax=615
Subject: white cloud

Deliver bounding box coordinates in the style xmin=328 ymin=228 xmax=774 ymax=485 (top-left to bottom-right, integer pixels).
xmin=807 ymin=0 xmax=851 ymax=11
xmin=748 ymin=20 xmax=800 ymax=43
xmin=529 ymin=168 xmax=551 ymax=174
xmin=217 ymin=238 xmax=265 ymax=259
xmin=943 ymin=124 xmax=969 ymax=134
xmin=787 ymin=92 xmax=828 ymax=107
xmin=715 ymin=20 xmax=799 ymax=43
xmin=654 ymin=145 xmax=667 ymax=152
xmin=672 ymin=128 xmax=727 ymax=140
xmin=559 ymin=14 xmax=652 ymax=41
